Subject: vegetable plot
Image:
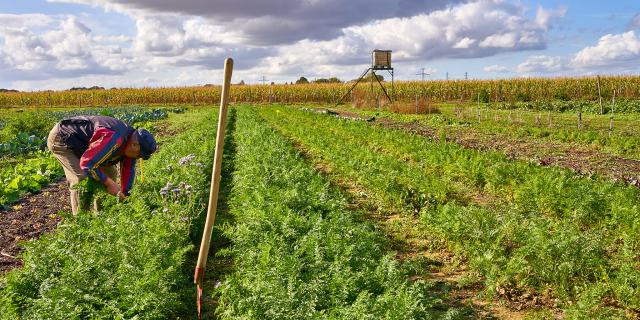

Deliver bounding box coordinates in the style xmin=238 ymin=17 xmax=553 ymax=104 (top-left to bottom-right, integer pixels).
xmin=258 ymin=105 xmax=640 ymax=318
xmin=215 ymin=106 xmax=442 ymax=319
xmin=0 ymin=107 xmax=184 ymax=208
xmin=0 ymin=109 xmax=215 ymax=319
xmin=0 ymin=152 xmax=62 ymax=206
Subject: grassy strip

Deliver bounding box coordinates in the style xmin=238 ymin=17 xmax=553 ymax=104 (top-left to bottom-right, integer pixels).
xmin=259 ymin=105 xmax=639 ymax=318
xmin=215 ymin=106 xmax=445 ymax=319
xmin=0 ymin=108 xmax=216 ymax=319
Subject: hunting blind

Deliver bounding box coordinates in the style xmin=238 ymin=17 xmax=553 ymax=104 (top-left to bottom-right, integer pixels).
xmin=372 ymin=50 xmax=392 ymax=69
xmin=338 ymin=50 xmax=395 ymax=105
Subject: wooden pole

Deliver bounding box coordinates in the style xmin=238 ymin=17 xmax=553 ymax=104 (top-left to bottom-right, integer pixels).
xmin=597 ymin=75 xmax=603 ymax=114
xmin=194 ymin=58 xmax=233 ymax=319
xmin=609 ymin=89 xmax=615 ymax=136
xmin=578 ymin=110 xmax=582 ymax=129
xmin=477 ymin=92 xmax=481 ymax=123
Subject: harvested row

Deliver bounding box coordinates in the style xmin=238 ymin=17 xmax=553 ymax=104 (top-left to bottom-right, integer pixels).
xmin=258 ymin=105 xmax=640 ymax=318
xmin=0 ymin=109 xmax=216 ymax=319
xmin=215 ymin=106 xmax=442 ymax=319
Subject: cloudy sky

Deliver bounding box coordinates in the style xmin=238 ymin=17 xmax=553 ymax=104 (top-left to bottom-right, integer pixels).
xmin=0 ymin=0 xmax=639 ymax=91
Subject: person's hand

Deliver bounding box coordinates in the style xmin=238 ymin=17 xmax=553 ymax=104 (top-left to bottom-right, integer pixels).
xmin=105 ymin=178 xmax=120 ymax=196
xmin=116 ymin=191 xmax=126 ymax=201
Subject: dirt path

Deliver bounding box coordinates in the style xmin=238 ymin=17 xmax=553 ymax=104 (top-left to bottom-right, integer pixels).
xmin=0 ymin=180 xmax=69 ymax=272
xmin=325 ymin=108 xmax=640 ymax=188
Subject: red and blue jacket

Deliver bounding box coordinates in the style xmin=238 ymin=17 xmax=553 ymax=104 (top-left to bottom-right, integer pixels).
xmin=58 ymin=116 xmax=137 ymax=195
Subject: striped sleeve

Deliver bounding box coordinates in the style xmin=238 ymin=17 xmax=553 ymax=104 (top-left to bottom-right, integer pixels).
xmin=120 ymin=157 xmax=136 ymax=195
xmin=80 ymin=127 xmax=123 ymax=182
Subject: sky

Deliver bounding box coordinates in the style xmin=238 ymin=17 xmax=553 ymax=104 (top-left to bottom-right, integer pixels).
xmin=0 ymin=0 xmax=639 ymax=91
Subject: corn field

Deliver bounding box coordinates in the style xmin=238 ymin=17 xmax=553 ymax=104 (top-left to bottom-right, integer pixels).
xmin=1 ymin=76 xmax=639 ymax=109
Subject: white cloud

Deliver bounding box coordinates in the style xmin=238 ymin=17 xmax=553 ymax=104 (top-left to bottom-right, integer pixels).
xmin=516 ymin=55 xmax=566 ymax=73
xmin=535 ymin=5 xmax=567 ymax=31
xmin=48 ymin=0 xmax=465 ymax=45
xmin=484 ymin=64 xmax=509 ymax=73
xmin=0 ymin=14 xmax=55 ymax=29
xmin=6 ymin=0 xmax=567 ymax=89
xmin=479 ymin=33 xmax=518 ymax=48
xmin=0 ymin=15 xmax=132 ymax=80
xmin=571 ymin=31 xmax=640 ymax=68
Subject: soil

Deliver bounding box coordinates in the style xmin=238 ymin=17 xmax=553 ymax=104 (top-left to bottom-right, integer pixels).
xmin=0 ymin=180 xmax=69 ymax=272
xmin=322 ymin=108 xmax=640 ymax=188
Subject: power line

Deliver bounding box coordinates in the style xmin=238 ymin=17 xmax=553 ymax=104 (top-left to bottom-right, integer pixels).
xmin=260 ymin=76 xmax=269 ymax=85
xmin=415 ymin=68 xmax=430 ymax=81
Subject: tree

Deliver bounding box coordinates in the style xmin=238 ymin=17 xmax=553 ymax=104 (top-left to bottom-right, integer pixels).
xmin=295 ymin=76 xmax=309 ymax=84
xmin=313 ymin=77 xmax=342 ymax=84
xmin=355 ymin=73 xmax=384 ymax=83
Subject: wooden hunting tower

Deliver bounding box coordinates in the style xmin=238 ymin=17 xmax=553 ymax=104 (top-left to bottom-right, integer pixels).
xmin=337 ymin=49 xmax=395 ymax=105
xmin=372 ymin=50 xmax=392 ymax=70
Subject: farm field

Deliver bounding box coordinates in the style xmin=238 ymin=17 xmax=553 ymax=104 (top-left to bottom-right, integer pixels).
xmin=324 ymin=104 xmax=640 ymax=186
xmin=257 ymin=104 xmax=640 ymax=318
xmin=0 ymin=106 xmax=186 ymax=272
xmin=2 ymin=76 xmax=640 ymax=111
xmin=0 ymin=97 xmax=639 ymax=319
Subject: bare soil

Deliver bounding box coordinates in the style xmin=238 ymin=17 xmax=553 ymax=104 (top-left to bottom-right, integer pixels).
xmin=0 ymin=180 xmax=69 ymax=272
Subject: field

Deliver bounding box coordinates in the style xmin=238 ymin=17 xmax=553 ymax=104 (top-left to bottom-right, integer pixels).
xmin=0 ymin=78 xmax=639 ymax=319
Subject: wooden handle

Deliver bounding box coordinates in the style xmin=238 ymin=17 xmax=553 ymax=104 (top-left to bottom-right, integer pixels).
xmin=195 ymin=58 xmax=234 ymax=280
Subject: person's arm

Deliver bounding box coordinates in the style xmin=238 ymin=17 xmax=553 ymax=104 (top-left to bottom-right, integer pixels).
xmin=120 ymin=157 xmax=136 ymax=196
xmin=79 ymin=127 xmax=123 ymax=192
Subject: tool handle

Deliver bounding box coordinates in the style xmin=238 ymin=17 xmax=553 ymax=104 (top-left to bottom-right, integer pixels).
xmin=195 ymin=58 xmax=234 ymax=280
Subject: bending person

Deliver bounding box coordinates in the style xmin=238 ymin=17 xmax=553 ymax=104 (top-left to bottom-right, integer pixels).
xmin=47 ymin=115 xmax=157 ymax=214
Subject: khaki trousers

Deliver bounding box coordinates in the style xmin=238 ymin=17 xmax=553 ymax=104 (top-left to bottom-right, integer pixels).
xmin=47 ymin=124 xmax=117 ymax=215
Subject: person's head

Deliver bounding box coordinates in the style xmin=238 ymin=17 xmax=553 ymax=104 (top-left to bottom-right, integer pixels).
xmin=123 ymin=129 xmax=157 ymax=159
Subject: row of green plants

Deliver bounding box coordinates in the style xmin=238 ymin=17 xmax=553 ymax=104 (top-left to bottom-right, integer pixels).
xmin=0 ymin=109 xmax=215 ymax=319
xmin=0 ymin=152 xmax=62 ymax=207
xmin=259 ymin=105 xmax=639 ymax=318
xmin=489 ymin=100 xmax=640 ymax=114
xmin=215 ymin=106 xmax=446 ymax=319
xmin=337 ymin=106 xmax=640 ymax=160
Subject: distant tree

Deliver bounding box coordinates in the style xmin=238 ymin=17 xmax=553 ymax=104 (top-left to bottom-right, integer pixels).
xmin=313 ymin=77 xmax=342 ymax=84
xmin=295 ymin=76 xmax=309 ymax=84
xmin=238 ymin=80 xmax=246 ymax=85
xmin=358 ymin=73 xmax=384 ymax=82
xmin=0 ymin=88 xmax=19 ymax=92
xmin=69 ymin=86 xmax=105 ymax=91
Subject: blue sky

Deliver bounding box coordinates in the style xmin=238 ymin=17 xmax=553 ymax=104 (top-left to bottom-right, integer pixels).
xmin=0 ymin=0 xmax=639 ymax=90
